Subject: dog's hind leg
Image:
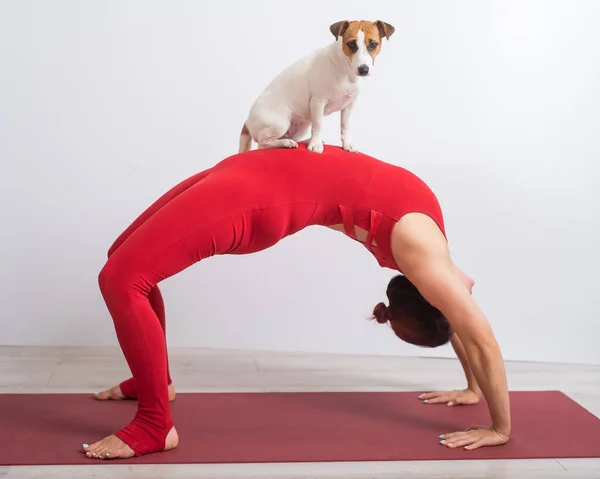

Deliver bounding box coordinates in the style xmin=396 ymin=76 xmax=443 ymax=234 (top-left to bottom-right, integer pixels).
xmin=254 ymin=119 xmax=298 ymax=150
xmin=289 ymin=121 xmax=311 ymax=143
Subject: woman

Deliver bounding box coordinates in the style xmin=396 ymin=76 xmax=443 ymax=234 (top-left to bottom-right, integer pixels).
xmin=83 ymin=144 xmax=510 ymax=460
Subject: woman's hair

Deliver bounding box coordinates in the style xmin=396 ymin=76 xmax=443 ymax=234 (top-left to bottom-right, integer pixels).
xmin=371 ymin=274 xmax=452 ymax=348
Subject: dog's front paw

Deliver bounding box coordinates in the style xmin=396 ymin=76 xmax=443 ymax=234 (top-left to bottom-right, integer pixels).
xmin=342 ymin=138 xmax=358 ymax=153
xmin=307 ymin=137 xmax=324 ymax=153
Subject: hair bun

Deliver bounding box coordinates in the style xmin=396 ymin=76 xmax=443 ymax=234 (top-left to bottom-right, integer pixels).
xmin=372 ymin=302 xmax=391 ymax=324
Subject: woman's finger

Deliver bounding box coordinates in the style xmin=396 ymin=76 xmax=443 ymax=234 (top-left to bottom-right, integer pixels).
xmin=423 ymin=395 xmax=451 ymax=404
xmin=440 ymin=431 xmax=476 ymax=444
xmin=439 ymin=429 xmax=471 ymax=441
xmin=418 ymin=392 xmax=444 ymax=400
xmin=439 ymin=433 xmax=465 ymax=442
xmin=464 ymin=438 xmax=486 ymax=450
xmin=441 ymin=433 xmax=479 ymax=448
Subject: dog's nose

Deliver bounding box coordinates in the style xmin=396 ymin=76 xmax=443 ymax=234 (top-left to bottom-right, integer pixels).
xmin=358 ymin=64 xmax=370 ymax=76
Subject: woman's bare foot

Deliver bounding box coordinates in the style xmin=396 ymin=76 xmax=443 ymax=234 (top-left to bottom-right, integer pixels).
xmin=82 ymin=426 xmax=179 ymax=460
xmin=94 ymin=383 xmax=176 ymax=402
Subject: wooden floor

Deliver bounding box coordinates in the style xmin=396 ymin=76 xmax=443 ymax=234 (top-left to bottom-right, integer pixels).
xmin=1 ymin=345 xmax=599 ymax=478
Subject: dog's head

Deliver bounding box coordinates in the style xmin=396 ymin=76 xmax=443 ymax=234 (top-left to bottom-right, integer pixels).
xmin=329 ymin=20 xmax=395 ymax=77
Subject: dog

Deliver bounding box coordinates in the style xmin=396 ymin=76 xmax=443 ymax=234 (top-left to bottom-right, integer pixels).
xmin=238 ymin=20 xmax=394 ymax=154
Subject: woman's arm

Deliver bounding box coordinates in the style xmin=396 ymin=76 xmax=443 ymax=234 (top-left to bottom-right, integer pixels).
xmin=448 ymin=266 xmax=481 ymax=392
xmin=419 ymin=265 xmax=482 ymax=405
xmin=415 ymin=266 xmax=509 ymax=419
xmin=391 ymin=214 xmax=510 ymax=448
xmin=419 ymin=333 xmax=482 ymax=406
xmin=451 ymin=332 xmax=482 ymax=395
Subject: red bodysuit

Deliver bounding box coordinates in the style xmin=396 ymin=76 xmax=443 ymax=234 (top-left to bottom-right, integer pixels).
xmin=99 ymin=144 xmax=445 ymax=455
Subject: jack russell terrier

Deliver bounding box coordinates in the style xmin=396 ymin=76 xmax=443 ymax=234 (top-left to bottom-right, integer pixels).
xmin=238 ymin=20 xmax=395 ymax=154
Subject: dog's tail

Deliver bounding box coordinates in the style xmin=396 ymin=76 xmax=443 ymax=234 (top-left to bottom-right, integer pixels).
xmin=238 ymin=123 xmax=252 ymax=153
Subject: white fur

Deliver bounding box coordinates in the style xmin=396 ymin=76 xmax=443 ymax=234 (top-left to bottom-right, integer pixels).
xmin=353 ymin=30 xmax=374 ymax=73
xmin=239 ymin=34 xmax=375 ymax=154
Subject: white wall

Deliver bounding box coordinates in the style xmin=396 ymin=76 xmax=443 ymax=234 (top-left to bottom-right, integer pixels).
xmin=1 ymin=0 xmax=599 ymax=365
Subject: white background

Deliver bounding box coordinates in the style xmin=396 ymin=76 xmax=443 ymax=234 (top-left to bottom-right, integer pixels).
xmin=1 ymin=1 xmax=598 ymax=365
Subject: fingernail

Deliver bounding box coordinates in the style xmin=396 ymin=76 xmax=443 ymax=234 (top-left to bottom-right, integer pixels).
xmin=423 ymin=399 xmax=428 ymax=403
xmin=439 ymin=435 xmax=445 ymax=439
xmin=448 ymin=401 xmax=454 ymax=406
xmin=440 ymin=440 xmax=446 ymax=445
xmin=82 ymin=444 xmax=89 ymax=449
xmin=94 ymin=392 xmax=99 ymax=395
xmin=418 ymin=394 xmax=424 ymax=399
xmin=106 ymin=452 xmax=110 ymax=457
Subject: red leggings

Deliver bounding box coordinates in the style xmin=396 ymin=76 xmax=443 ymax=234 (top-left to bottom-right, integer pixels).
xmin=100 ymin=167 xmax=214 ymax=455
xmin=98 ymin=144 xmax=445 ymax=456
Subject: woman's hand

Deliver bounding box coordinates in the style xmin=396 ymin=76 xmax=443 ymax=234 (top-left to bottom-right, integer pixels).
xmin=418 ymin=388 xmax=481 ymax=407
xmin=439 ymin=425 xmax=509 ymax=450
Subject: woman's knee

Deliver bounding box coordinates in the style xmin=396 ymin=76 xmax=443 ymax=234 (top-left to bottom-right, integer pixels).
xmin=98 ymin=258 xmax=133 ymax=299
xmin=98 ymin=255 xmax=154 ymax=302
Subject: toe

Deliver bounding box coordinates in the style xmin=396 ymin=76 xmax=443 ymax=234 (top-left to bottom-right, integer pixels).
xmin=85 ymin=440 xmax=104 ymax=458
xmin=85 ymin=442 xmax=106 ymax=460
xmin=99 ymin=449 xmax=114 ymax=460
xmin=94 ymin=385 xmax=124 ymax=400
xmin=104 ymin=435 xmax=137 ymax=459
xmin=96 ymin=445 xmax=111 ymax=460
xmin=93 ymin=390 xmax=109 ymax=400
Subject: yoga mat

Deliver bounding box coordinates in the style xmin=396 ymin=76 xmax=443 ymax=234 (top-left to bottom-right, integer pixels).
xmin=1 ymin=391 xmax=599 ymax=465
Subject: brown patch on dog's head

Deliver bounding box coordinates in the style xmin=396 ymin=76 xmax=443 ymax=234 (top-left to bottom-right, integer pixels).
xmin=330 ymin=20 xmax=395 ymax=63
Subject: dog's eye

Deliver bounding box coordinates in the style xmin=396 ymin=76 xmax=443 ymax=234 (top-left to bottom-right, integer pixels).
xmin=368 ymin=40 xmax=379 ymax=51
xmin=346 ymin=40 xmax=358 ymax=52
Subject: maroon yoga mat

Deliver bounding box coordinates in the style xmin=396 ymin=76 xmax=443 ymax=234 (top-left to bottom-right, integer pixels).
xmin=1 ymin=391 xmax=599 ymax=465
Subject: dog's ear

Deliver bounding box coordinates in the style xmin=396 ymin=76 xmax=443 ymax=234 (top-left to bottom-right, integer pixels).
xmin=375 ymin=21 xmax=395 ymax=40
xmin=330 ymin=21 xmax=350 ymax=40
